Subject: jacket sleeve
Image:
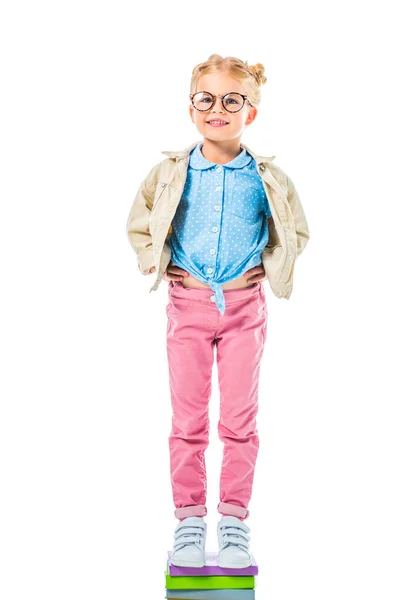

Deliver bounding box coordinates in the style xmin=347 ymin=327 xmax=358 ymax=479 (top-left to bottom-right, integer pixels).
xmin=126 ymin=167 xmax=157 ymax=274
xmin=286 ymin=175 xmax=310 ymax=257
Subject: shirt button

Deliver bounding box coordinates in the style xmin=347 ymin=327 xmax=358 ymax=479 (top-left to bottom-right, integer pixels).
xmin=214 ymin=205 xmax=221 ymax=211
xmin=210 ymin=295 xmax=216 ymax=302
xmin=207 ymin=267 xmax=213 ymax=274
xmin=210 ymin=248 xmax=216 ymax=255
xmin=212 ymin=226 xmax=218 ymax=232
xmin=216 ymin=167 xmax=222 ymax=172
xmin=216 ymin=186 xmax=222 ymax=192
xmin=260 ymin=165 xmax=265 ymax=171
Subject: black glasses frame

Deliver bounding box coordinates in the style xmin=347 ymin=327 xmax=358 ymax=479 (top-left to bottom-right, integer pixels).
xmin=189 ymin=91 xmax=253 ymax=113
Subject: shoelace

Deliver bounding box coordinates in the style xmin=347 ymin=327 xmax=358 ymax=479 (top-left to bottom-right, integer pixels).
xmin=173 ymin=524 xmax=205 ymax=552
xmin=220 ymin=525 xmax=251 ymax=553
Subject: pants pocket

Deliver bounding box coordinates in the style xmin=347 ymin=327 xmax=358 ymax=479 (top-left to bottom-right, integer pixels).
xmin=166 ymin=293 xmax=193 ymax=316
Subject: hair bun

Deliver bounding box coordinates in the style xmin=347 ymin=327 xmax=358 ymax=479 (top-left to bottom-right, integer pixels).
xmin=245 ymin=61 xmax=267 ymax=86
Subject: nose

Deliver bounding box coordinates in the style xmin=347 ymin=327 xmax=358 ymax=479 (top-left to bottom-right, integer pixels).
xmin=211 ymin=97 xmax=226 ymax=113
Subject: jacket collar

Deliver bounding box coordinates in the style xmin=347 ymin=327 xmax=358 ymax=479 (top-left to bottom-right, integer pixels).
xmin=161 ymin=140 xmax=276 ymax=167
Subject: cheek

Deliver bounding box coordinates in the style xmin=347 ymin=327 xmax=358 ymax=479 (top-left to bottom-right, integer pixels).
xmin=195 ymin=116 xmax=207 ymax=126
xmin=230 ymin=115 xmax=245 ymax=127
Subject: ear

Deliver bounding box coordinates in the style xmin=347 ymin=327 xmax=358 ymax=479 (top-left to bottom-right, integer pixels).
xmin=245 ymin=106 xmax=258 ymax=126
xmin=189 ymin=105 xmax=195 ymax=124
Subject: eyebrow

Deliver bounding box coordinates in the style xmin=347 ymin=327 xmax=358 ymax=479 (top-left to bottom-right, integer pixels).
xmin=199 ymin=91 xmax=243 ymax=95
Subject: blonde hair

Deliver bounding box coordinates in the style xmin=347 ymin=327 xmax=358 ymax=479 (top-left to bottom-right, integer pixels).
xmin=190 ymin=54 xmax=267 ymax=107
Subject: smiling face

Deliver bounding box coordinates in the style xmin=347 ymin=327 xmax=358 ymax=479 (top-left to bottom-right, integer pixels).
xmin=189 ymin=72 xmax=257 ymax=143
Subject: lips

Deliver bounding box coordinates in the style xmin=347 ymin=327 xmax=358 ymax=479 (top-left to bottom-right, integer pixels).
xmin=206 ymin=119 xmax=229 ymax=124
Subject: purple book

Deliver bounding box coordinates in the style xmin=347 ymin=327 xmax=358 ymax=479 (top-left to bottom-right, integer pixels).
xmin=167 ymin=552 xmax=258 ymax=576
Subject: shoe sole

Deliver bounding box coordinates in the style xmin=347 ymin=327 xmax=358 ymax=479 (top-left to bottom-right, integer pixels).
xmin=216 ymin=558 xmax=252 ymax=569
xmin=170 ymin=558 xmax=206 ymax=568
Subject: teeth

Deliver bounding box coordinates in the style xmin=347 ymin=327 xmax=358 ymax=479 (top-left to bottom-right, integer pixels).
xmin=209 ymin=121 xmax=227 ymax=124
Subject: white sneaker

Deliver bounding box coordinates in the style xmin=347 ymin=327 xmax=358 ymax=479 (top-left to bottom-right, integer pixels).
xmin=217 ymin=516 xmax=253 ymax=568
xmin=171 ymin=516 xmax=207 ymax=567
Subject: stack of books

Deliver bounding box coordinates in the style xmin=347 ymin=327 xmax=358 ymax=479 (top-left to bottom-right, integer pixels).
xmin=164 ymin=551 xmax=258 ymax=599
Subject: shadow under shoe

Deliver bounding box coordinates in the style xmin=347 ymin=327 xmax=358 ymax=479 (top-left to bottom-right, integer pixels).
xmin=171 ymin=516 xmax=207 ymax=567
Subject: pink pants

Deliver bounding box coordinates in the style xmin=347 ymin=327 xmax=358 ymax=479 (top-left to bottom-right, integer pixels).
xmin=166 ymin=279 xmax=268 ymax=521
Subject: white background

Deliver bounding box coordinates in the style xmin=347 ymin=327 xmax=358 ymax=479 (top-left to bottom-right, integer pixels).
xmin=1 ymin=1 xmax=399 ymax=599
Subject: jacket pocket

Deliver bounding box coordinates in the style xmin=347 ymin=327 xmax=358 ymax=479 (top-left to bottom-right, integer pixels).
xmin=152 ymin=181 xmax=169 ymax=211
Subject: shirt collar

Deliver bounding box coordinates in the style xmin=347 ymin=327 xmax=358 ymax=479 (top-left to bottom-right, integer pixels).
xmin=188 ymin=142 xmax=253 ymax=171
xmin=161 ymin=140 xmax=276 ymax=166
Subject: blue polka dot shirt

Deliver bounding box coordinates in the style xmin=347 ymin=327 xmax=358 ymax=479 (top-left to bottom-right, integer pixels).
xmin=169 ymin=142 xmax=272 ymax=315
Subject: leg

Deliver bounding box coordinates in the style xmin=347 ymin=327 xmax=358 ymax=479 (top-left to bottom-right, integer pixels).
xmin=215 ymin=285 xmax=268 ymax=520
xmin=166 ymin=286 xmax=216 ymax=520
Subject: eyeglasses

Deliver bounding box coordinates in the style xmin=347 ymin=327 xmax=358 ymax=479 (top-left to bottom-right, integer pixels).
xmin=189 ymin=91 xmax=253 ymax=113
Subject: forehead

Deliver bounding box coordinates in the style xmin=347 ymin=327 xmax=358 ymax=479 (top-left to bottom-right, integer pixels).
xmin=196 ymin=72 xmax=245 ymax=95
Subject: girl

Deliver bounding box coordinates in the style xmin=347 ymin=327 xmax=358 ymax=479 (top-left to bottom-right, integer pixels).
xmin=126 ymin=54 xmax=310 ymax=569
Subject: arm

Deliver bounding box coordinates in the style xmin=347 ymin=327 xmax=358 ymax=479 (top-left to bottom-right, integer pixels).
xmin=126 ymin=167 xmax=157 ymax=274
xmin=286 ymin=175 xmax=310 ymax=257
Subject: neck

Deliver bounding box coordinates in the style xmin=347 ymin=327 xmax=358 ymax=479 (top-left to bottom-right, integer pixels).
xmin=200 ymin=138 xmax=243 ymax=165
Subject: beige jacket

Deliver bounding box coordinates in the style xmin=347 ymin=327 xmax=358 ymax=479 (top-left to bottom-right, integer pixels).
xmin=126 ymin=140 xmax=310 ymax=299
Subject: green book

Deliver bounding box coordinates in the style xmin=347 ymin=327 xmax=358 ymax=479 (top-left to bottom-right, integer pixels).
xmin=165 ymin=570 xmax=255 ymax=591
